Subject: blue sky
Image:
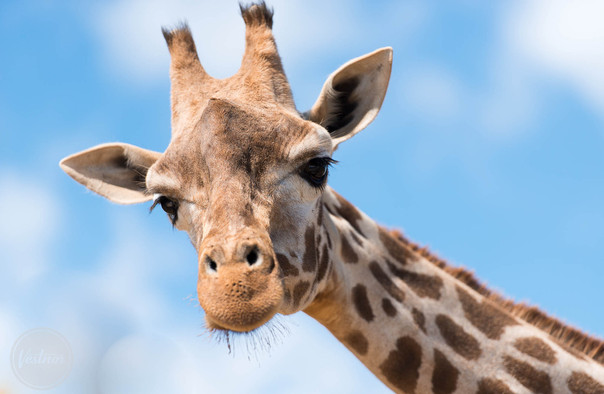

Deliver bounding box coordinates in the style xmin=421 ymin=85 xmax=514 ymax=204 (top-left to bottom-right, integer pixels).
xmin=1 ymin=0 xmax=603 ymax=392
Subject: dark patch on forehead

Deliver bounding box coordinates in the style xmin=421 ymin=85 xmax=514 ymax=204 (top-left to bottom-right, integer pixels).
xmin=477 ymin=378 xmax=514 ymax=394
xmin=302 ymin=226 xmax=317 ymax=272
xmin=387 ymin=261 xmax=443 ymax=299
xmin=344 ymin=330 xmax=369 ymax=356
xmin=568 ymin=371 xmax=604 ymax=394
xmin=324 ymin=76 xmax=360 ymax=134
xmin=382 ymin=298 xmax=397 ymax=317
xmin=369 ymin=261 xmax=405 ymax=303
xmin=292 ymin=280 xmax=310 ymax=309
xmin=435 ymin=314 xmax=481 ymax=360
xmin=199 ymin=99 xmax=313 ymax=185
xmin=378 ymin=227 xmax=414 ymax=265
xmin=352 ymin=284 xmax=374 ymax=323
xmin=333 ymin=192 xmax=366 ymax=237
xmin=514 ymin=337 xmax=557 ymax=364
xmin=431 ymin=349 xmax=459 ymax=394
xmin=503 ymin=355 xmax=552 ymax=394
xmin=412 ymin=308 xmax=426 ymax=334
xmin=340 ymin=234 xmax=359 ymax=264
xmin=276 ymin=253 xmax=299 ymax=277
xmin=379 ymin=336 xmax=422 ymax=393
xmin=316 ymin=244 xmax=330 ymax=283
xmin=455 ymin=286 xmax=517 ymax=340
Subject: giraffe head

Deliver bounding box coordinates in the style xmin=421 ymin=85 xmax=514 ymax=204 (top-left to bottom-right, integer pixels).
xmin=60 ymin=3 xmax=392 ymax=333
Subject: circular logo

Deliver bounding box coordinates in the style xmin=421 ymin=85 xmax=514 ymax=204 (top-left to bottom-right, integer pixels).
xmin=10 ymin=328 xmax=73 ymax=390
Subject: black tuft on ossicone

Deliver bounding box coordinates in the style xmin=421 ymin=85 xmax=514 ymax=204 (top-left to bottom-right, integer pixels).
xmin=240 ymin=1 xmax=274 ymax=29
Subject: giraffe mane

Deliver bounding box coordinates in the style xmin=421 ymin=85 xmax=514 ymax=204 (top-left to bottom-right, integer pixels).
xmin=386 ymin=228 xmax=604 ymax=365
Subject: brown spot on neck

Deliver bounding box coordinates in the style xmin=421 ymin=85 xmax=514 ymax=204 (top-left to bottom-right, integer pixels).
xmin=292 ymin=280 xmax=310 ymax=308
xmin=352 ymin=284 xmax=374 ymax=322
xmin=503 ymin=355 xmax=552 ymax=394
xmin=276 ymin=253 xmax=299 ymax=277
xmin=333 ymin=192 xmax=366 ymax=237
xmin=412 ymin=308 xmax=426 ymax=334
xmin=369 ymin=261 xmax=405 ymax=303
xmin=387 ymin=227 xmax=604 ymax=364
xmin=387 ymin=261 xmax=443 ymax=299
xmin=477 ymin=378 xmax=514 ymax=394
xmin=316 ymin=243 xmax=330 ymax=283
xmin=382 ymin=298 xmax=397 ymax=317
xmin=455 ymin=285 xmax=518 ymax=340
xmin=302 ymin=226 xmax=317 ymax=272
xmin=379 ymin=336 xmax=422 ymax=393
xmin=567 ymin=371 xmax=604 ymax=394
xmin=344 ymin=330 xmax=369 ymax=356
xmin=340 ymin=234 xmax=359 ymax=264
xmin=431 ymin=349 xmax=459 ymax=394
xmin=435 ymin=314 xmax=482 ymax=360
xmin=514 ymin=337 xmax=557 ymax=364
xmin=379 ymin=227 xmax=414 ymax=265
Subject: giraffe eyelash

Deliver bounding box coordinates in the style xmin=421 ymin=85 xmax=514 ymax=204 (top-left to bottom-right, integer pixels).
xmin=150 ymin=194 xmax=179 ymax=225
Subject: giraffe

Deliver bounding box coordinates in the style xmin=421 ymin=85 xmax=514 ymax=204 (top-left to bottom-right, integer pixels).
xmin=60 ymin=3 xmax=604 ymax=393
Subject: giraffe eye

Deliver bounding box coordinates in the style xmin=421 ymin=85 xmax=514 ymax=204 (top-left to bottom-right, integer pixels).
xmin=301 ymin=157 xmax=336 ymax=188
xmin=150 ymin=194 xmax=179 ymax=225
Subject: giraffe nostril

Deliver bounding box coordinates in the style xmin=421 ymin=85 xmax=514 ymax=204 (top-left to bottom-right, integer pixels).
xmin=246 ymin=249 xmax=259 ymax=266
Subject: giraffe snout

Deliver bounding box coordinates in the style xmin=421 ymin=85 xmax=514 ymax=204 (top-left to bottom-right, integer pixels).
xmin=197 ymin=234 xmax=283 ymax=332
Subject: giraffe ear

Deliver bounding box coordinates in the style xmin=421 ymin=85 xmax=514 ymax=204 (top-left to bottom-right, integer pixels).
xmin=60 ymin=143 xmax=162 ymax=204
xmin=304 ymin=47 xmax=393 ymax=147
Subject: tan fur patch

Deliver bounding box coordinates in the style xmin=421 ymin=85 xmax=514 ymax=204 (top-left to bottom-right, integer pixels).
xmin=514 ymin=337 xmax=557 ymax=364
xmin=379 ymin=336 xmax=422 ymax=393
xmin=431 ymin=349 xmax=459 ymax=394
xmin=503 ymin=355 xmax=552 ymax=394
xmin=435 ymin=314 xmax=481 ymax=360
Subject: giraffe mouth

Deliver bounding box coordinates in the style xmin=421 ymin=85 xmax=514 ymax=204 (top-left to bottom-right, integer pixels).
xmin=204 ymin=309 xmax=277 ymax=333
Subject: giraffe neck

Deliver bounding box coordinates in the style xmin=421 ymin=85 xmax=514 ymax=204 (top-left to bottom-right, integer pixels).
xmin=304 ymin=187 xmax=604 ymax=393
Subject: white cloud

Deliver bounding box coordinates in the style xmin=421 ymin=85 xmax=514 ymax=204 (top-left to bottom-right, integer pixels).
xmin=0 ymin=171 xmax=61 ymax=283
xmin=506 ymin=0 xmax=604 ymax=116
xmin=98 ymin=333 xmax=202 ymax=394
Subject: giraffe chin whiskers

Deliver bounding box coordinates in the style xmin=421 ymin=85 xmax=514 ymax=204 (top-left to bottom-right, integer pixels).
xmin=207 ymin=315 xmax=290 ymax=360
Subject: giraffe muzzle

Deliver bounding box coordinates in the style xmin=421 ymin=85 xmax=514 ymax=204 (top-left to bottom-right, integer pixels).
xmin=197 ymin=236 xmax=284 ymax=332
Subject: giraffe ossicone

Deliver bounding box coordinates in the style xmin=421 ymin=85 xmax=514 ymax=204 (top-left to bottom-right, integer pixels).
xmin=60 ymin=2 xmax=604 ymax=393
